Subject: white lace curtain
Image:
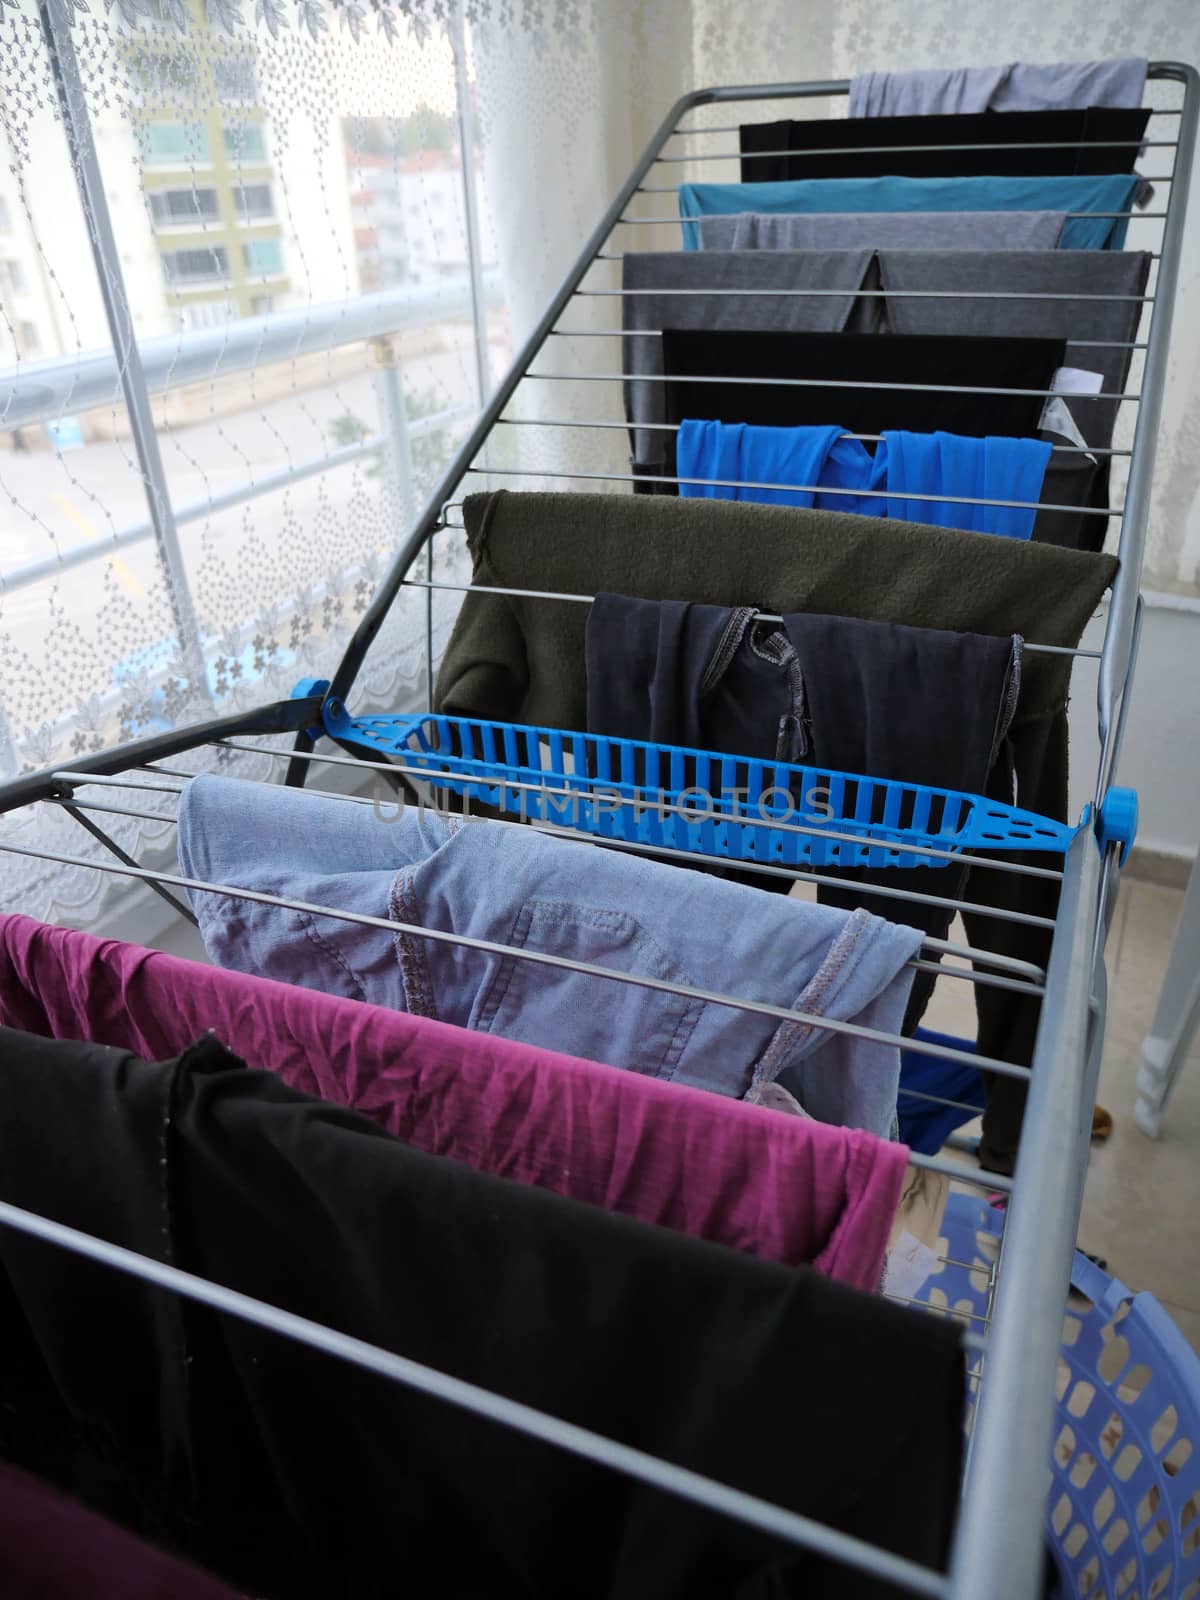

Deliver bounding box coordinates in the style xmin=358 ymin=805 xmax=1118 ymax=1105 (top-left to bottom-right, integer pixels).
xmin=0 ymin=0 xmax=1196 ymax=926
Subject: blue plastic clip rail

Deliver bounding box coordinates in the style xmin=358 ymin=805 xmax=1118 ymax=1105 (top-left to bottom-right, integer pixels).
xmin=295 ymin=690 xmax=1134 ymax=871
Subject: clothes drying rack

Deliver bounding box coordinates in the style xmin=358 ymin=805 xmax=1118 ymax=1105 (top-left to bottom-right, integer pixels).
xmin=0 ymin=54 xmax=1196 ymax=1600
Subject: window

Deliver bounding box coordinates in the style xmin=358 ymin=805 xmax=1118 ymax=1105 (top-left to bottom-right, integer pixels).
xmin=148 ymin=187 xmax=220 ymax=226
xmin=249 ymin=294 xmax=275 ymax=316
xmin=179 ymin=297 xmax=237 ymax=330
xmin=214 ymin=57 xmax=258 ymax=103
xmin=161 ymin=245 xmax=229 ymax=285
xmin=1 ymin=258 xmax=27 ymax=295
xmin=234 ymin=183 xmax=274 ymax=222
xmin=127 ymin=48 xmax=182 ymax=99
xmin=242 ymin=237 xmax=283 ymax=276
xmin=223 ymin=123 xmax=267 ymax=163
xmin=18 ymin=321 xmax=39 ymax=356
xmin=143 ymin=121 xmax=210 ymax=165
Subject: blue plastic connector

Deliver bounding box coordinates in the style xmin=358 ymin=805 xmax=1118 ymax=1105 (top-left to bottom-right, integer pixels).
xmin=291 ymin=677 xmax=330 ymax=702
xmin=1098 ymin=785 xmax=1138 ymax=866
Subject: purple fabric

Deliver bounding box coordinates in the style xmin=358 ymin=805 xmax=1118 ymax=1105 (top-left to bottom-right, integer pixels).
xmin=0 ymin=1463 xmax=237 ymax=1598
xmin=0 ymin=913 xmax=907 ymax=1292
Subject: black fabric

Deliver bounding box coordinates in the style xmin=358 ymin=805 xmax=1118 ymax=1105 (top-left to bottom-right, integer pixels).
xmin=658 ymin=327 xmax=1065 ymax=461
xmin=0 ymin=1027 xmax=966 ymax=1600
xmin=656 ymin=327 xmax=1094 ymax=546
xmin=782 ymin=614 xmax=1020 ymax=1031
xmin=1032 ymin=451 xmax=1109 ymax=553
xmin=584 ymin=594 xmax=1021 ymax=1023
xmin=738 ymin=107 xmax=1150 ymax=182
xmin=586 ymin=594 xmax=803 ymax=763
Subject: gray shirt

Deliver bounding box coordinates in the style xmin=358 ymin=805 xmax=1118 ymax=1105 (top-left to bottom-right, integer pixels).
xmin=622 ymin=249 xmax=876 ymax=472
xmin=622 ymin=248 xmax=1151 ymax=471
xmin=849 ymin=58 xmax=1147 ymax=117
xmin=698 ymin=210 xmax=1066 ymax=251
xmin=878 ymin=249 xmax=1150 ymax=449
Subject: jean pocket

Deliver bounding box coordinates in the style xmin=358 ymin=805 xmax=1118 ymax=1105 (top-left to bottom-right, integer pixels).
xmin=471 ymin=898 xmax=703 ymax=1080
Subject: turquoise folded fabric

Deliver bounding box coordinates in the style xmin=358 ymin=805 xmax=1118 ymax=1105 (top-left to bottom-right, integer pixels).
xmin=678 ymin=173 xmax=1139 ymax=251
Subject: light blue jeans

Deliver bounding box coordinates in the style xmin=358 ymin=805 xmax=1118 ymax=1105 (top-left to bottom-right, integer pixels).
xmin=178 ymin=775 xmax=923 ymax=1136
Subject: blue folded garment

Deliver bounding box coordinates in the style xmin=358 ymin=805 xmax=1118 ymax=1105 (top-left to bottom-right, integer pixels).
xmin=678 ymin=173 xmax=1139 ymax=251
xmin=676 ymin=419 xmax=1053 ymax=540
xmin=897 ymin=1030 xmax=987 ymax=1155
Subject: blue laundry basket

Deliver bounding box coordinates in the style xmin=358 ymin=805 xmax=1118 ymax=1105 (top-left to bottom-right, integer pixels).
xmin=915 ymin=1193 xmax=1200 ymax=1600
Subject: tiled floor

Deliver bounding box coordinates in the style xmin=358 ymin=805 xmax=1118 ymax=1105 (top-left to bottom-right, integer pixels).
xmin=1076 ymin=876 xmax=1200 ymax=1353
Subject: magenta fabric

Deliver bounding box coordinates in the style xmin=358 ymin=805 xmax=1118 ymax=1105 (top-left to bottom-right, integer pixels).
xmin=0 ymin=913 xmax=907 ymax=1291
xmin=0 ymin=1464 xmax=238 ymax=1598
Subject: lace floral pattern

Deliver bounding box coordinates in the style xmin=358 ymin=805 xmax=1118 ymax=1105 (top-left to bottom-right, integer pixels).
xmin=0 ymin=0 xmax=1195 ymax=929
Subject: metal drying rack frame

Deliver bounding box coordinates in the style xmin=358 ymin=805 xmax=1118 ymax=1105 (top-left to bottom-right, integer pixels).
xmin=0 ymin=51 xmax=1196 ymax=1600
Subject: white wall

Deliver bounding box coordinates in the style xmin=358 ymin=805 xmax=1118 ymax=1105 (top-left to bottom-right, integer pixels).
xmin=1069 ymin=595 xmax=1200 ymax=862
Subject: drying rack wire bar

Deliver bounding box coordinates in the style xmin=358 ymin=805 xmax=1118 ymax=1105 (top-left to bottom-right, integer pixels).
xmin=547 ymin=332 xmax=1151 ymax=359
xmin=0 ymin=833 xmax=1036 ymax=1088
xmin=63 ymin=754 xmax=1050 ymax=988
xmin=495 ymin=413 xmax=1136 ymax=457
xmin=463 ymin=463 xmax=1122 ymax=518
xmin=527 ymin=370 xmax=1141 ymax=402
xmin=671 ymin=115 xmax=1185 ymax=136
xmin=590 ymin=248 xmax=1163 ymax=263
xmin=578 ymin=286 xmax=1156 ymax=302
xmin=46 ymin=791 xmax=1043 ymax=996
xmin=624 ymin=203 xmax=1169 ymax=217
xmin=403 ymin=575 xmax=1101 ymax=663
xmin=652 ymin=141 xmax=1176 ymax=160
xmin=895 ymin=1085 xmax=990 ymax=1118
xmin=887 ymin=1289 xmax=991 ymax=1326
xmin=44 ymin=797 xmax=172 ymax=826
xmin=207 ymin=740 xmax=1061 ymax=935
xmin=0 ymin=1197 xmax=948 ymax=1600
xmin=52 ymin=761 xmax=1065 ymax=880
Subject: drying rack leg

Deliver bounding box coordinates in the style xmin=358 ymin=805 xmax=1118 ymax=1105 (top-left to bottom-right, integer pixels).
xmin=1136 ymin=849 xmax=1200 ymax=1138
xmin=60 ymin=803 xmax=199 ymax=928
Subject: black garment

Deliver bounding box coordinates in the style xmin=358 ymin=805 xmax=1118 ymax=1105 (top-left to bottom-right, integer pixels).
xmin=739 ymin=107 xmax=1150 ymax=182
xmin=1028 ymin=450 xmax=1108 ymax=553
xmin=658 ymin=326 xmax=1065 ymax=467
xmin=0 ymin=1028 xmax=966 ymax=1600
xmin=656 ymin=327 xmax=1089 ymax=547
xmin=783 ymin=614 xmax=1020 ymax=1031
xmin=586 ymin=594 xmax=805 ymax=763
xmin=585 ymin=594 xmax=1020 ymax=1026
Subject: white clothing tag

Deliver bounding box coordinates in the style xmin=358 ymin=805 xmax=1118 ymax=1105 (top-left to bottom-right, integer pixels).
xmin=1038 ymin=367 xmax=1101 ymax=458
xmin=1050 ymin=366 xmax=1104 ymax=396
xmin=1040 ymin=396 xmax=1092 ymax=452
xmin=884 ymin=1230 xmax=940 ymax=1300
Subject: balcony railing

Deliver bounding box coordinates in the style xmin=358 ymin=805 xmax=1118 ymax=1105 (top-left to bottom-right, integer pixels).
xmin=0 ymin=268 xmax=501 ymax=772
xmin=1 ymin=271 xmax=498 ymax=435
